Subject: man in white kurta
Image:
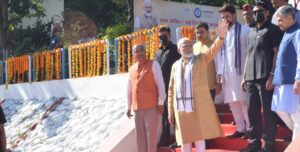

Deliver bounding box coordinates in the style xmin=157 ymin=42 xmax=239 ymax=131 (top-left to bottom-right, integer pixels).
xmin=216 ymin=4 xmax=251 ymax=138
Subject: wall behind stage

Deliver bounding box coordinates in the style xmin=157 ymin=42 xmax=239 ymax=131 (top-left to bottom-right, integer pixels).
xmin=134 ymin=0 xmax=244 ymax=43
xmin=0 ymin=74 xmax=128 ymax=100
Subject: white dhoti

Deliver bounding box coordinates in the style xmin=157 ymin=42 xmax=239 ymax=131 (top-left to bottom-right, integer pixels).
xmin=272 ymin=85 xmax=300 ymax=140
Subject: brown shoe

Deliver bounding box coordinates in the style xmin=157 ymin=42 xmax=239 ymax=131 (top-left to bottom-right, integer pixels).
xmin=226 ymin=131 xmax=245 ymax=139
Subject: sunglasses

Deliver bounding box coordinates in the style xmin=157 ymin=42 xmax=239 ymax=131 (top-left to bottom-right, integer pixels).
xmin=253 ymin=9 xmax=265 ymax=15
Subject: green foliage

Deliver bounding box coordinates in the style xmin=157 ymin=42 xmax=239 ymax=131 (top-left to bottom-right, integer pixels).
xmin=8 ymin=0 xmax=46 ymax=31
xmin=104 ymin=22 xmax=133 ymax=40
xmin=64 ymin=0 xmax=134 ymax=34
xmin=104 ymin=22 xmax=133 ymax=74
xmin=0 ymin=0 xmax=47 ymax=58
xmin=8 ymin=19 xmax=51 ymax=56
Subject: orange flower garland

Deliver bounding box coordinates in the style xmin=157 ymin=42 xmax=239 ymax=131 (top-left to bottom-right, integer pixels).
xmin=181 ymin=26 xmax=195 ymax=41
xmin=55 ymin=49 xmax=61 ymax=80
xmin=102 ymin=40 xmax=107 ymax=75
xmin=5 ymin=55 xmax=29 ymax=85
xmin=127 ymin=38 xmax=131 ymax=68
xmin=92 ymin=45 xmax=96 ymax=76
xmin=97 ymin=40 xmax=102 ymax=75
xmin=150 ymin=29 xmax=156 ymax=60
xmin=45 ymin=52 xmax=50 ymax=80
xmin=92 ymin=43 xmax=96 ymax=76
xmin=117 ymin=38 xmax=121 ymax=73
xmin=79 ymin=46 xmax=83 ymax=77
xmin=121 ymin=38 xmax=126 ymax=73
xmin=86 ymin=44 xmax=90 ymax=76
xmin=40 ymin=53 xmax=45 ymax=80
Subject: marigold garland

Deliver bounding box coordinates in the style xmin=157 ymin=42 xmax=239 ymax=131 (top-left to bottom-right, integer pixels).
xmin=117 ymin=39 xmax=121 ymax=73
xmin=181 ymin=26 xmax=195 ymax=41
xmin=97 ymin=40 xmax=102 ymax=75
xmin=5 ymin=55 xmax=29 ymax=85
xmin=121 ymin=38 xmax=126 ymax=73
xmin=127 ymin=38 xmax=131 ymax=68
xmin=79 ymin=46 xmax=83 ymax=77
xmin=55 ymin=49 xmax=61 ymax=80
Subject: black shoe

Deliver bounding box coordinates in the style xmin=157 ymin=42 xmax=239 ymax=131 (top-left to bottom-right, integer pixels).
xmin=258 ymin=146 xmax=275 ymax=152
xmin=157 ymin=142 xmax=168 ymax=147
xmin=240 ymin=142 xmax=261 ymax=152
xmin=258 ymin=141 xmax=275 ymax=152
xmin=169 ymin=142 xmax=179 ymax=149
xmin=241 ymin=131 xmax=250 ymax=139
xmin=227 ymin=131 xmax=245 ymax=139
xmin=258 ymin=148 xmax=274 ymax=152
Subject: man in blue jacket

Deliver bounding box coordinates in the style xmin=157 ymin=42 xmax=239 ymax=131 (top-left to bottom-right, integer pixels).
xmin=271 ymin=5 xmax=300 ymax=141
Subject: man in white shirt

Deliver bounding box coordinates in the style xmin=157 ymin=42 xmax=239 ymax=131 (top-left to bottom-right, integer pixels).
xmin=216 ymin=4 xmax=251 ymax=139
xmin=127 ymin=44 xmax=166 ymax=152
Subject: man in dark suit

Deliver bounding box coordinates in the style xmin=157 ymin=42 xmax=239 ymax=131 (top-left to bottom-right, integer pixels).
xmin=240 ymin=2 xmax=283 ymax=152
xmin=156 ymin=25 xmax=181 ymax=147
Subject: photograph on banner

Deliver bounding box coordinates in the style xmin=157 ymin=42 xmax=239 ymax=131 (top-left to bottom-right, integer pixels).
xmin=134 ymin=0 xmax=244 ymax=43
xmin=134 ymin=0 xmax=159 ymax=31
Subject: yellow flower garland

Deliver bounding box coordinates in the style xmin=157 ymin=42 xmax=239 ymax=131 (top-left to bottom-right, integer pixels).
xmin=79 ymin=46 xmax=83 ymax=77
xmin=121 ymin=38 xmax=125 ymax=73
xmin=103 ymin=40 xmax=107 ymax=75
xmin=127 ymin=37 xmax=131 ymax=67
xmin=55 ymin=49 xmax=61 ymax=80
xmin=97 ymin=40 xmax=102 ymax=75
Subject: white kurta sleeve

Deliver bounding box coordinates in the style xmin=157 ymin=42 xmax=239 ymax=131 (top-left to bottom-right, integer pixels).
xmin=215 ymin=51 xmax=223 ymax=75
xmin=152 ymin=61 xmax=166 ymax=106
xmin=127 ymin=73 xmax=132 ymax=110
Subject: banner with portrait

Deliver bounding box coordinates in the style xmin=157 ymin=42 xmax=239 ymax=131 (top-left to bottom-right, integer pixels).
xmin=134 ymin=0 xmax=244 ymax=42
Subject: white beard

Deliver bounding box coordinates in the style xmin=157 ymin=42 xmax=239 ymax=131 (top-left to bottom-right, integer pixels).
xmin=181 ymin=52 xmax=193 ymax=58
xmin=144 ymin=11 xmax=152 ymax=17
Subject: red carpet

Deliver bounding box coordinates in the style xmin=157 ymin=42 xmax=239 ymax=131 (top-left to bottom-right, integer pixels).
xmin=158 ymin=147 xmax=238 ymax=152
xmin=157 ymin=104 xmax=292 ymax=152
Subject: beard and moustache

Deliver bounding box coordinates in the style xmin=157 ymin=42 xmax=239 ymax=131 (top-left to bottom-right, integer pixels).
xmin=144 ymin=10 xmax=152 ymax=17
xmin=180 ymin=51 xmax=193 ymax=58
xmin=254 ymin=12 xmax=265 ymax=24
xmin=223 ymin=16 xmax=236 ymax=29
xmin=159 ymin=35 xmax=169 ymax=47
xmin=144 ymin=10 xmax=153 ymax=26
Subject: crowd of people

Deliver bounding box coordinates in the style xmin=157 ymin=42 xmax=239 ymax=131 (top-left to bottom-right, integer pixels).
xmin=127 ymin=1 xmax=300 ymax=152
